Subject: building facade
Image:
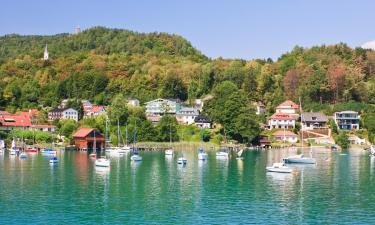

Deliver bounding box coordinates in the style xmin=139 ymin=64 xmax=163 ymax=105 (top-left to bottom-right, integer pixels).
xmin=176 ymin=107 xmax=199 ymax=125
xmin=272 ymin=130 xmax=298 ymax=143
xmin=301 ymin=112 xmax=328 ymax=130
xmin=268 ymin=113 xmax=296 ymax=129
xmin=145 ymin=99 xmax=181 ymax=115
xmin=194 ymin=115 xmax=212 ymax=128
xmin=334 ymin=111 xmax=360 ymax=130
xmin=73 ymin=128 xmax=105 ymax=150
xmin=48 ymin=108 xmax=79 ymax=121
xmin=275 ymin=100 xmax=300 ymax=115
xmin=83 ymin=105 xmax=106 ymax=118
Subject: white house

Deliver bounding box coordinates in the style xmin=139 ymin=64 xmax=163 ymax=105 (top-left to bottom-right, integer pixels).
xmin=31 ymin=124 xmax=56 ymax=133
xmin=334 ymin=111 xmax=360 ymax=130
xmin=145 ymin=98 xmax=181 ymax=115
xmin=268 ymin=113 xmax=296 ymax=129
xmin=176 ymin=107 xmax=199 ymax=125
xmin=128 ymin=99 xmax=140 ymax=107
xmin=272 ymin=130 xmax=298 ymax=143
xmin=83 ymin=105 xmax=106 ymax=118
xmin=194 ymin=115 xmax=211 ymax=128
xmin=48 ymin=108 xmax=79 ymax=121
xmin=275 ymin=100 xmax=300 ymax=115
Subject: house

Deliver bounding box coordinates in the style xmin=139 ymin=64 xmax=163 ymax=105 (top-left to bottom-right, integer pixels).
xmin=30 ymin=124 xmax=56 ymax=133
xmin=268 ymin=113 xmax=296 ymax=129
xmin=176 ymin=107 xmax=199 ymax=125
xmin=272 ymin=130 xmax=298 ymax=143
xmin=72 ymin=128 xmax=105 ymax=151
xmin=83 ymin=105 xmax=106 ymax=118
xmin=194 ymin=115 xmax=212 ymax=128
xmin=0 ymin=113 xmax=32 ymax=131
xmin=275 ymin=100 xmax=300 ymax=115
xmin=128 ymin=99 xmax=140 ymax=107
xmin=334 ymin=111 xmax=360 ymax=130
xmin=301 ymin=112 xmax=328 ymax=130
xmin=253 ymin=102 xmax=265 ymax=115
xmin=258 ymin=135 xmax=271 ymax=148
xmin=60 ymin=99 xmax=92 ymax=109
xmin=145 ymin=98 xmax=181 ymax=115
xmin=48 ymin=108 xmax=79 ymax=121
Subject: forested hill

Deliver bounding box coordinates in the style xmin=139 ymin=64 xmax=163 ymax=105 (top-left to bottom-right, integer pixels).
xmin=1 ymin=26 xmax=375 ymax=119
xmin=0 ymin=26 xmax=207 ymax=63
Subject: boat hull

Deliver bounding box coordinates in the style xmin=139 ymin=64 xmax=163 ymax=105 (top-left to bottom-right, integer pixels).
xmin=95 ymin=159 xmax=110 ymax=167
xmin=177 ymin=158 xmax=187 ymax=164
xmin=198 ymin=153 xmax=208 ymax=160
xmin=284 ymin=158 xmax=316 ymax=164
xmin=266 ymin=167 xmax=293 ymax=173
xmin=131 ymin=155 xmax=142 ymax=161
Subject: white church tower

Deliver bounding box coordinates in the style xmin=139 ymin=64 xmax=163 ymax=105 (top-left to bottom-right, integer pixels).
xmin=43 ymin=44 xmax=49 ymax=60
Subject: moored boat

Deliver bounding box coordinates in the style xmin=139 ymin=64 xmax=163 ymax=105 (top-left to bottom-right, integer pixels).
xmin=165 ymin=149 xmax=174 ymax=156
xmin=49 ymin=157 xmax=58 ymax=164
xmin=177 ymin=157 xmax=187 ymax=164
xmin=266 ymin=163 xmax=293 ymax=173
xmin=198 ymin=148 xmax=208 ymax=160
xmin=283 ymin=154 xmax=316 ymax=164
xmin=41 ymin=148 xmax=57 ymax=155
xmin=216 ymin=149 xmax=229 ymax=158
xmin=95 ymin=157 xmax=110 ymax=167
xmin=25 ymin=146 xmax=37 ymax=153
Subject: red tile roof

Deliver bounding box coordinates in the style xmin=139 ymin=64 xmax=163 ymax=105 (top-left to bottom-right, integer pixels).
xmin=273 ymin=130 xmax=297 ymax=137
xmin=270 ymin=113 xmax=295 ymax=120
xmin=72 ymin=128 xmax=95 ymax=138
xmin=84 ymin=105 xmax=105 ymax=113
xmin=0 ymin=114 xmax=32 ymax=127
xmin=276 ymin=100 xmax=299 ymax=109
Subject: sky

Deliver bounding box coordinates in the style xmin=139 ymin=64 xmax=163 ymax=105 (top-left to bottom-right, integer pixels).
xmin=1 ymin=0 xmax=375 ymax=60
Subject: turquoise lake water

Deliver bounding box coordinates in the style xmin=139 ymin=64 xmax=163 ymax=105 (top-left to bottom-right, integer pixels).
xmin=1 ymin=147 xmax=375 ymax=224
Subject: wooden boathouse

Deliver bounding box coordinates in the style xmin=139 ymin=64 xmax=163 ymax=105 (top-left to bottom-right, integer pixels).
xmin=72 ymin=128 xmax=104 ymax=151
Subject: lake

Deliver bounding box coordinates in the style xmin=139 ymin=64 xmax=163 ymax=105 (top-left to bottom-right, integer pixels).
xmin=1 ymin=147 xmax=374 ymax=224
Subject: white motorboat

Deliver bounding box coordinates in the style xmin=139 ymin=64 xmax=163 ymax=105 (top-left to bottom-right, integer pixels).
xmin=198 ymin=149 xmax=208 ymax=160
xmin=216 ymin=149 xmax=229 ymax=158
xmin=266 ymin=163 xmax=293 ymax=173
xmin=131 ymin=153 xmax=142 ymax=161
xmin=95 ymin=157 xmax=110 ymax=167
xmin=49 ymin=157 xmax=58 ymax=164
xmin=165 ymin=149 xmax=174 ymax=156
xmin=177 ymin=157 xmax=187 ymax=164
xmin=283 ymin=154 xmax=316 ymax=164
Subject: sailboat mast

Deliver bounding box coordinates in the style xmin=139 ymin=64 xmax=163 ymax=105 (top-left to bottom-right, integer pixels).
xmin=117 ymin=118 xmax=120 ymax=147
xmin=93 ymin=129 xmax=96 ymax=152
xmin=126 ymin=123 xmax=128 ymax=146
xmin=133 ymin=120 xmax=137 ymax=151
xmin=299 ymin=97 xmax=303 ymax=149
xmin=169 ymin=123 xmax=172 ymax=146
xmin=105 ymin=116 xmax=109 ymax=150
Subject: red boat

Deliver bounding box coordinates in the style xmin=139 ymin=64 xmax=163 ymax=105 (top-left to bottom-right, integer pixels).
xmin=25 ymin=147 xmax=37 ymax=153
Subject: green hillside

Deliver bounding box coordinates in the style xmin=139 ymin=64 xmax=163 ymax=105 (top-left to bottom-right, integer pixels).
xmin=1 ymin=27 xmax=375 ymax=144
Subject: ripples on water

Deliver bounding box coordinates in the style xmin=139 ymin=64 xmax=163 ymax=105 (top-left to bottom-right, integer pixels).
xmin=1 ymin=148 xmax=375 ymax=224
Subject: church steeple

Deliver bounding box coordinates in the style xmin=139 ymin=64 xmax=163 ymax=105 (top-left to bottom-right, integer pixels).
xmin=43 ymin=44 xmax=49 ymax=60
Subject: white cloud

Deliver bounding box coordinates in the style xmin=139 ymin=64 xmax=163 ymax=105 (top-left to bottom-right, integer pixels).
xmin=361 ymin=40 xmax=375 ymax=50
